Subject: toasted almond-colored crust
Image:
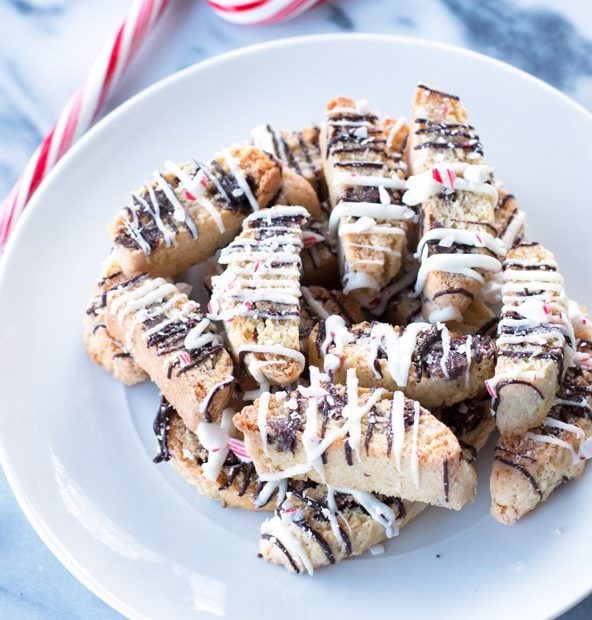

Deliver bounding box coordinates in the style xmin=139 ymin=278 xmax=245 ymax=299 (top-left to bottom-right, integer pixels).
xmin=109 ymin=146 xmax=283 ymax=278
xmin=83 ymin=257 xmax=149 ymax=385
xmin=448 ymin=299 xmax=497 ymax=336
xmin=493 ymin=243 xmax=569 ymax=436
xmin=83 ymin=314 xmax=148 ymax=385
xmin=211 ymin=207 xmax=307 ymax=387
xmin=272 ymin=167 xmax=322 ymax=219
xmin=234 ymin=386 xmax=476 ymax=509
xmin=408 ymin=85 xmax=497 ymax=321
xmin=301 ymin=207 xmax=339 ymax=288
xmin=166 ymin=411 xmax=278 ymax=511
xmin=321 ymin=96 xmax=411 ymax=295
xmin=308 ymin=321 xmax=495 ymax=409
xmin=299 ymin=285 xmax=365 ymax=353
xmin=382 ymin=117 xmax=410 ymax=158
xmin=251 ymin=124 xmax=326 ymax=200
xmin=103 ymin=272 xmax=233 ymax=430
xmin=84 ymin=297 xmax=148 ymax=387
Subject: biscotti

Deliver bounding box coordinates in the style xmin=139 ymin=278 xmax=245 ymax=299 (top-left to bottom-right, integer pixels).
xmin=321 ymin=97 xmax=416 ymax=295
xmin=234 ymin=367 xmax=477 ymax=509
xmin=405 ymin=84 xmax=504 ymax=323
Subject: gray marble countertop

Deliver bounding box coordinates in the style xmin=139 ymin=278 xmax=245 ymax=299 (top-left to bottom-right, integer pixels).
xmin=1 ymin=0 xmax=591 ymax=617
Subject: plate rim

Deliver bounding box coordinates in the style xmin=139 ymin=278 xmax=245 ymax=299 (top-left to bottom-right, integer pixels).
xmin=1 ymin=32 xmax=592 ymax=619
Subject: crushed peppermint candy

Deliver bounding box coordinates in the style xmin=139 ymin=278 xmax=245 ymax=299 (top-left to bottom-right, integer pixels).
xmin=432 ymin=166 xmax=456 ymax=192
xmin=227 ymin=437 xmax=252 ymax=462
xmin=178 ymin=351 xmax=192 ymax=367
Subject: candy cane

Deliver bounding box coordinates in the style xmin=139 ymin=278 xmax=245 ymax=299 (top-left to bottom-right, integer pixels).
xmin=0 ymin=0 xmax=170 ymax=249
xmin=0 ymin=0 xmax=324 ymax=250
xmin=207 ymin=0 xmax=324 ymax=25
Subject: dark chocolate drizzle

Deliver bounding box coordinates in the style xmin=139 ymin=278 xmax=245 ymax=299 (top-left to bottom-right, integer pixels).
xmin=494 ymin=450 xmax=543 ymax=499
xmin=153 ymin=397 xmax=174 ymax=463
xmin=294 ymin=520 xmax=335 ymax=565
xmin=443 ymin=459 xmax=450 ymax=504
xmin=261 ymin=533 xmax=300 ymax=573
xmin=417 ymin=83 xmax=460 ymax=100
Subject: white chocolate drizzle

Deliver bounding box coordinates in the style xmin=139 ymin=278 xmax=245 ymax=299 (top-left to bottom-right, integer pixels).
xmin=165 ymin=160 xmax=225 ymax=234
xmin=222 ymin=150 xmax=260 ymax=212
xmin=402 ymin=163 xmax=497 ymax=206
xmin=198 ymin=407 xmax=233 ymax=482
xmin=413 ymin=246 xmax=502 ymax=298
xmin=334 ymin=486 xmax=399 ymax=538
xmin=299 ymin=367 xmax=328 ymax=481
xmin=255 ymin=479 xmax=288 ymax=508
xmin=272 ymin=518 xmax=314 ymax=575
xmin=410 ymin=401 xmax=421 ymax=490
xmin=320 ymin=315 xmax=355 ymax=375
xmin=390 ymin=390 xmax=406 ymax=472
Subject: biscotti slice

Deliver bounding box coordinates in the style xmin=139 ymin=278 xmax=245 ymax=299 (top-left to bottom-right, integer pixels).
xmin=84 ymin=262 xmax=148 ymax=386
xmin=210 ymin=206 xmax=308 ymax=395
xmin=103 ymin=272 xmax=233 ymax=430
xmin=404 ymin=84 xmax=504 ymax=323
xmin=490 ymin=242 xmax=574 ymax=436
xmin=269 ymin=166 xmax=322 ymax=218
xmin=491 ymin=364 xmax=592 ymax=524
xmin=251 ymin=124 xmax=326 ymax=199
xmin=299 ymin=285 xmax=365 ymax=351
xmin=321 ymin=97 xmax=416 ymax=295
xmin=301 ymin=207 xmax=339 ymax=288
xmin=259 ymin=482 xmax=425 ymax=574
xmin=259 ymin=389 xmax=496 ymax=574
xmin=155 ymin=399 xmax=289 ymax=511
xmin=234 ymin=367 xmax=477 ymax=509
xmin=495 ymin=186 xmax=527 ymax=250
xmin=259 ymin=392 xmax=494 ymax=573
xmin=491 ymin=304 xmax=592 ymax=523
xmin=308 ymin=319 xmax=495 ymax=408
xmin=109 ymin=146 xmax=284 ymax=278
xmin=382 ymin=116 xmax=410 ymax=167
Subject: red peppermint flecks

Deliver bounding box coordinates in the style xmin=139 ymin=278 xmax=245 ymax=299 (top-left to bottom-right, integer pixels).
xmin=207 ymin=301 xmax=213 ymax=313
xmin=185 ymin=190 xmax=196 ymax=201
xmin=244 ymin=300 xmax=254 ymax=310
xmin=432 ymin=166 xmax=456 ymax=191
xmin=476 ymin=233 xmax=483 ymax=245
xmin=303 ymin=232 xmax=323 ymax=248
xmin=179 ymin=351 xmax=192 ymax=367
xmin=484 ymin=379 xmax=497 ymax=400
xmin=227 ymin=438 xmax=252 ymax=462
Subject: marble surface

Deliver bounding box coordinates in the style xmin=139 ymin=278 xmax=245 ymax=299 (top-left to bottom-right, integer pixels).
xmin=1 ymin=0 xmax=592 ymax=617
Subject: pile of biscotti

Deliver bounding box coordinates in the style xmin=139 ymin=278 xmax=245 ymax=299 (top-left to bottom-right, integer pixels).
xmin=84 ymin=84 xmax=592 ymax=574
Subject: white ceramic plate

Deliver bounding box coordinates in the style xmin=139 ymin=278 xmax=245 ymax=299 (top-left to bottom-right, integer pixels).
xmin=1 ymin=34 xmax=591 ymax=620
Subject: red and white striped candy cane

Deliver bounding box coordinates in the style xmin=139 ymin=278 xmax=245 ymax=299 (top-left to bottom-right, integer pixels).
xmin=207 ymin=0 xmax=324 ymax=25
xmin=0 ymin=0 xmax=170 ymax=249
xmin=0 ymin=0 xmax=324 ymax=250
